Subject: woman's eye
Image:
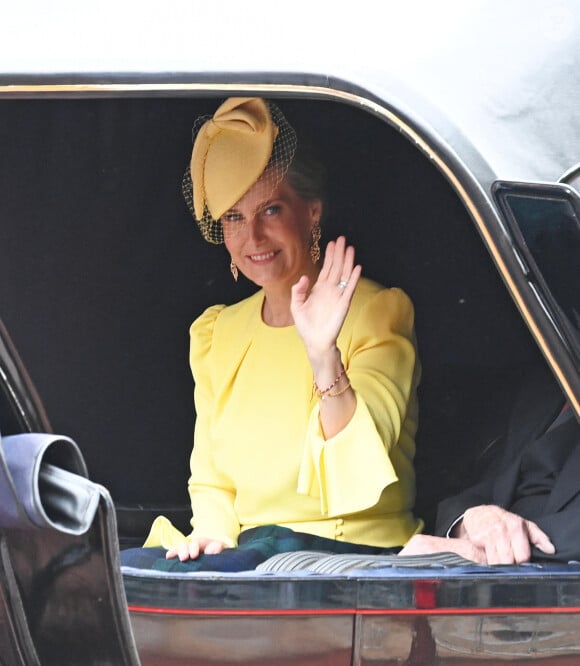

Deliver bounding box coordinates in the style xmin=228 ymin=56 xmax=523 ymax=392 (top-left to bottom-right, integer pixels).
xmin=263 ymin=204 xmax=282 ymax=216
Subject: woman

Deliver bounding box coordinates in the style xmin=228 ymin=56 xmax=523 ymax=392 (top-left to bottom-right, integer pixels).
xmin=122 ymin=97 xmax=422 ymax=571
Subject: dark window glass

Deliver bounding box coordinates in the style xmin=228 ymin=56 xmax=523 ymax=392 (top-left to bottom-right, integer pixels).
xmin=504 ymin=193 xmax=580 ymax=359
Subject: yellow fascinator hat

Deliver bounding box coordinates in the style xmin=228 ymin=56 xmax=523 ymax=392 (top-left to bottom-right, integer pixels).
xmin=182 ymin=97 xmax=297 ymax=244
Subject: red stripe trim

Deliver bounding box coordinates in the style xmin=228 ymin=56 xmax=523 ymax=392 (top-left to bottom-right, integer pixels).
xmin=129 ymin=606 xmax=355 ymax=616
xmin=358 ymin=607 xmax=580 ymax=615
xmin=128 ymin=605 xmax=580 ymax=617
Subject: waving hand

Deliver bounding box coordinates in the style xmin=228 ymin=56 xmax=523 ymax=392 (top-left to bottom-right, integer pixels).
xmin=291 ymin=236 xmax=361 ymax=357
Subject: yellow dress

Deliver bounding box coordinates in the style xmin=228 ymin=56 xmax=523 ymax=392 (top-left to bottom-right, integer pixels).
xmin=145 ymin=277 xmax=423 ymax=550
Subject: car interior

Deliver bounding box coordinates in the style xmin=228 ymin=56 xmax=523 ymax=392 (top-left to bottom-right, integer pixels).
xmin=0 ymin=95 xmax=556 ymax=547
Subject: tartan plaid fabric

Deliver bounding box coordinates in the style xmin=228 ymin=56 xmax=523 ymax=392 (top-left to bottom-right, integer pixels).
xmin=120 ymin=524 xmax=399 ymax=572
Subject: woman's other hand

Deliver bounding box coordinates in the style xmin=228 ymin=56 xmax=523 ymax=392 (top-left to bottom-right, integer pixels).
xmin=166 ymin=535 xmax=228 ymax=561
xmin=291 ymin=236 xmax=361 ymax=358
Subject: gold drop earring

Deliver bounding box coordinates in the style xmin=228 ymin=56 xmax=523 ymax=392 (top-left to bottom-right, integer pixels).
xmin=230 ymin=260 xmax=239 ymax=282
xmin=310 ymin=223 xmax=321 ymax=264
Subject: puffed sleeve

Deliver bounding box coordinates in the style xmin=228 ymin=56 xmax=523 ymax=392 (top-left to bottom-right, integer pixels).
xmin=187 ymin=304 xmax=240 ymax=547
xmin=297 ymin=287 xmax=418 ymax=517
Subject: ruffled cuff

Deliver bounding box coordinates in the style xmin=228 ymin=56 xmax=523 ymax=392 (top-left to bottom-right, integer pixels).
xmin=297 ymin=394 xmax=399 ymax=517
xmin=143 ymin=515 xmax=190 ymax=549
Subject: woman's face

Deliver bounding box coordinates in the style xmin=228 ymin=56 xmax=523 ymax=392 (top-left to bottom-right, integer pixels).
xmin=222 ymin=175 xmax=321 ymax=291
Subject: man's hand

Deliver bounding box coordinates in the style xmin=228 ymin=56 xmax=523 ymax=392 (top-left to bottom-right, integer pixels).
xmin=455 ymin=505 xmax=555 ymax=564
xmin=166 ymin=536 xmax=227 ymax=561
xmin=399 ymin=534 xmax=487 ymax=563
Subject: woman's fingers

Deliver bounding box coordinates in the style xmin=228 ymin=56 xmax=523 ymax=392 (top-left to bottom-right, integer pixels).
xmin=165 ymin=541 xmax=195 ymax=561
xmin=291 ymin=235 xmax=362 ymax=355
xmin=165 ymin=536 xmax=226 ymax=561
xmin=328 ymin=236 xmax=348 ymax=283
xmin=291 ymin=275 xmax=310 ymax=309
xmin=187 ymin=540 xmax=201 ymax=560
xmin=317 ymin=239 xmax=335 ymax=281
xmin=340 ymin=244 xmax=355 ymax=282
xmin=327 ymin=236 xmax=345 ymax=281
xmin=204 ymin=540 xmax=226 ymax=555
xmin=341 ymin=264 xmax=362 ymax=299
xmin=319 ymin=236 xmax=357 ymax=285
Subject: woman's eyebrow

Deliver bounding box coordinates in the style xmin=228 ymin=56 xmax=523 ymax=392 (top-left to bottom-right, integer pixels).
xmin=252 ymin=198 xmax=283 ymax=214
xmin=223 ymin=206 xmax=242 ymax=216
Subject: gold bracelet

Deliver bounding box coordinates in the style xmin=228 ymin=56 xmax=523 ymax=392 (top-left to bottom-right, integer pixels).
xmin=321 ymin=380 xmax=351 ymax=400
xmin=312 ymin=366 xmax=345 ymax=398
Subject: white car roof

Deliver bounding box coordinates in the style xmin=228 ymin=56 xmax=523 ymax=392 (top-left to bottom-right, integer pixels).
xmin=2 ymin=0 xmax=580 ymax=186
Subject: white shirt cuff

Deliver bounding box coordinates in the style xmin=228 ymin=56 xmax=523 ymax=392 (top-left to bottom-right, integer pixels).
xmin=446 ymin=513 xmax=465 ymax=538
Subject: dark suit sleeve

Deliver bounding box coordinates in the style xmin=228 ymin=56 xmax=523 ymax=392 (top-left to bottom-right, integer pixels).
xmin=435 ymin=422 xmax=580 ymax=562
xmin=434 ymin=453 xmax=522 ymax=537
xmin=434 ymin=371 xmax=565 ymax=539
